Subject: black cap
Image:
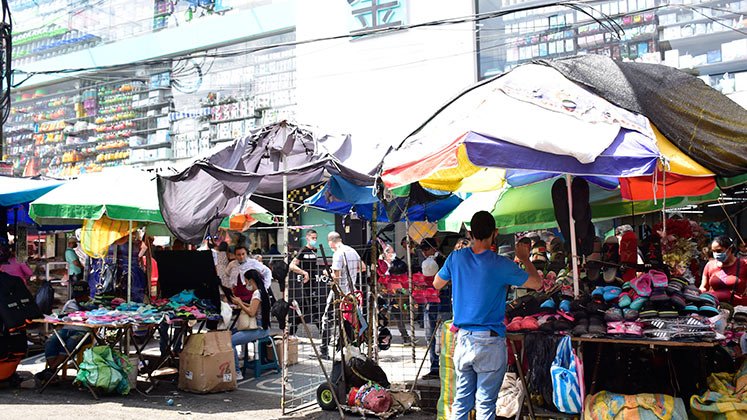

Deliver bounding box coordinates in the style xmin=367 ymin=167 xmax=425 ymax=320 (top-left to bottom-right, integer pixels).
xmin=71 ymin=281 xmax=90 ymax=298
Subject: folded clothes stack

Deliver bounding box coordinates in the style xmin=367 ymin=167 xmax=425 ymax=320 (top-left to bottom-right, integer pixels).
xmin=45 ymin=289 xmax=221 ymax=325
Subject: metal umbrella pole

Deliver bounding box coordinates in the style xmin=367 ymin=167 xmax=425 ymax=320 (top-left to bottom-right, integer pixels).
xmin=369 ymin=202 xmax=379 ymax=361
xmin=128 ymin=220 xmax=133 ymax=303
xmin=564 ymin=174 xmax=580 ymax=298
xmin=281 ymin=155 xmax=290 ymax=414
xmin=404 ymin=218 xmax=416 ymax=363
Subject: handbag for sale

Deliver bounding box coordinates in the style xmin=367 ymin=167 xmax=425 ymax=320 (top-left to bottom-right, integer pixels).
xmin=236 ymin=311 xmax=258 ymax=331
xmin=550 ymin=335 xmax=582 ymax=414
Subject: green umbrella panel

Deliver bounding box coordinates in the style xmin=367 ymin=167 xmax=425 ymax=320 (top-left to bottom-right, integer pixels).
xmin=439 ymin=178 xmax=722 ymax=234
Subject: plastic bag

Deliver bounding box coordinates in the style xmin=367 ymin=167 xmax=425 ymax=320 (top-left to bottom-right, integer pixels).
xmin=35 ymin=280 xmax=55 ymax=315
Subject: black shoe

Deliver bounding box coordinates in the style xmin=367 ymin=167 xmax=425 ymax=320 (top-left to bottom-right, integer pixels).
xmin=34 ymin=369 xmax=56 ymax=386
xmin=422 ymin=371 xmax=439 ymax=380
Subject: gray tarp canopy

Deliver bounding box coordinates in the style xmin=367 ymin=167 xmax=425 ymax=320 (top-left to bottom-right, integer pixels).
xmin=157 ymin=122 xmax=376 ymax=243
xmin=544 ymin=55 xmax=747 ymax=177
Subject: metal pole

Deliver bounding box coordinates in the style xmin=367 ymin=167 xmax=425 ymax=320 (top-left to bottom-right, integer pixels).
xmin=404 ymin=219 xmax=416 ymax=363
xmin=565 ymin=174 xmax=580 ymax=298
xmin=661 ymin=168 xmax=667 ymax=238
xmin=281 ymin=156 xmax=290 ymax=414
xmin=127 ymin=221 xmax=133 ymax=303
xmin=370 ymin=202 xmax=378 ymax=362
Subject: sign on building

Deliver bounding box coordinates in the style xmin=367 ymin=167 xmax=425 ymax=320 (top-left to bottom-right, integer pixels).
xmin=348 ymin=0 xmax=406 ymax=33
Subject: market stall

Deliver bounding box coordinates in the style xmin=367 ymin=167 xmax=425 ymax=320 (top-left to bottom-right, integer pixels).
xmin=378 ymin=56 xmax=747 ymax=419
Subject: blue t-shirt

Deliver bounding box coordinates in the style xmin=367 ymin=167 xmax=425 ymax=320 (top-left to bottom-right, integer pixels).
xmin=438 ymin=248 xmax=528 ymax=336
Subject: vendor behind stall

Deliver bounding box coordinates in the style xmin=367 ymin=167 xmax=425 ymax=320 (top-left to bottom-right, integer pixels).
xmin=35 ymin=281 xmax=92 ymax=384
xmin=434 ymin=211 xmax=542 ymax=420
xmin=701 ymin=236 xmax=747 ymax=305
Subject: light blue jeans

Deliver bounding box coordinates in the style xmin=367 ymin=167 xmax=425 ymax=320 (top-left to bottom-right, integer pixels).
xmin=451 ymin=330 xmax=507 ymax=420
xmin=231 ymin=329 xmax=270 ymax=374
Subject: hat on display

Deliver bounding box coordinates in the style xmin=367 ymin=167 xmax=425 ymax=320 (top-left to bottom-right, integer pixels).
xmin=684 ymin=285 xmax=701 ymax=302
xmin=666 ymin=277 xmax=687 ymax=294
xmin=603 ymin=287 xmax=622 ymax=302
xmin=623 ymin=308 xmax=639 ymax=321
xmin=699 ymin=306 xmax=720 ymax=317
xmin=631 ymin=273 xmax=653 ymax=297
xmin=617 ymin=292 xmax=632 ymax=308
xmin=603 ymin=267 xmax=618 ymax=284
xmin=649 ymin=270 xmax=669 ymax=288
xmin=670 ymin=292 xmax=686 ymax=310
xmin=630 ymin=297 xmax=648 ymax=312
xmin=497 ymin=245 xmax=514 ymax=258
xmin=699 ymin=292 xmax=719 ymax=307
xmin=650 ymin=288 xmax=669 ymax=303
xmin=421 ymin=258 xmax=439 ymax=277
xmin=683 ymin=305 xmax=699 ymax=314
xmin=604 ymin=307 xmax=624 ymax=322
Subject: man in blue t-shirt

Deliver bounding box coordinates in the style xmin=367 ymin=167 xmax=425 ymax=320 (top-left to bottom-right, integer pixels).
xmin=434 ymin=211 xmax=541 ymax=420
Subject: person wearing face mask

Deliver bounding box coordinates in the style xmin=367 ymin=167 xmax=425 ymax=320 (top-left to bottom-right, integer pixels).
xmin=700 ymin=236 xmax=747 ymax=305
xmin=288 ymin=230 xmax=319 ymax=335
xmin=226 ymin=245 xmax=273 ymax=301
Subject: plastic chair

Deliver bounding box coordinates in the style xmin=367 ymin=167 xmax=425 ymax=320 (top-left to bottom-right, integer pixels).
xmin=241 ymin=336 xmax=280 ymax=379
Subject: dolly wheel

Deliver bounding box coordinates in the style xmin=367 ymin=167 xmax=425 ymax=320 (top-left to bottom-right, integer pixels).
xmin=317 ymin=383 xmax=337 ymax=411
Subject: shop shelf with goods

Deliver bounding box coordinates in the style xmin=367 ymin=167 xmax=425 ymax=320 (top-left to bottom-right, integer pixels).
xmin=482 ymin=0 xmax=661 ymax=75
xmin=3 ymin=73 xmax=174 ymax=177
xmin=657 ymin=0 xmax=747 ymax=96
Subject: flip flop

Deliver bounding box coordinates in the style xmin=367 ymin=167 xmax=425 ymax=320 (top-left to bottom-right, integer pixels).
xmin=571 ymin=177 xmax=592 ymax=242
xmin=551 ymin=177 xmax=571 ymax=246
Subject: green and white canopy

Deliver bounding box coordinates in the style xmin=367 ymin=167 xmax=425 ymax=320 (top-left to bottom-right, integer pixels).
xmin=29 ymin=168 xmax=164 ymax=226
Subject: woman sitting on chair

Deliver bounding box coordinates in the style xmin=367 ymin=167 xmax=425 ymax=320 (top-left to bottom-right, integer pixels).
xmin=231 ymin=269 xmax=271 ymax=381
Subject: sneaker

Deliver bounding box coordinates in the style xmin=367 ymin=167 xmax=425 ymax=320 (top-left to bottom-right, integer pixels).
xmin=235 ymin=371 xmax=244 ymax=381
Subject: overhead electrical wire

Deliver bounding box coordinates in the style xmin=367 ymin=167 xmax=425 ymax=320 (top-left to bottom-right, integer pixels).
xmin=9 ymin=2 xmax=747 ymax=90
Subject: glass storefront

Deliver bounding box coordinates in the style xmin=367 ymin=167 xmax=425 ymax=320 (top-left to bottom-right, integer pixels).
xmin=476 ymin=0 xmax=747 ymax=98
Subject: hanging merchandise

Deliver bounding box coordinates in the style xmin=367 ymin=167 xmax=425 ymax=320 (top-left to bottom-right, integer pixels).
xmin=654 ymin=218 xmax=710 ymax=281
xmin=550 ymin=335 xmax=583 ymax=414
xmin=80 ymin=215 xmax=136 ymax=258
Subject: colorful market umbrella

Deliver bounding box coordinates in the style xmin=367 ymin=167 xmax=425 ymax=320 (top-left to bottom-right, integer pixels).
xmin=305 ymin=176 xmax=463 ymax=223
xmin=381 ymin=56 xmax=744 ymax=295
xmin=29 ymin=167 xmax=164 ymax=302
xmin=29 ymin=168 xmax=163 ymax=226
xmin=0 ymin=175 xmax=63 ymax=207
xmin=220 ymin=199 xmax=275 ymax=231
xmin=439 ymin=178 xmax=722 ymax=234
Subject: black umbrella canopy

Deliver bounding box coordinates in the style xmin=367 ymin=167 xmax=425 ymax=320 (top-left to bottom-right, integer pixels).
xmin=158 ymin=121 xmax=375 ymax=243
xmin=543 ymin=55 xmax=747 ymax=177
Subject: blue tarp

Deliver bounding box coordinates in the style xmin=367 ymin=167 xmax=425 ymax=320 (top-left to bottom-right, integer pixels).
xmin=306 ymin=176 xmax=463 ymax=222
xmin=6 ymin=203 xmax=79 ymax=231
xmin=0 ymin=176 xmax=62 ymax=207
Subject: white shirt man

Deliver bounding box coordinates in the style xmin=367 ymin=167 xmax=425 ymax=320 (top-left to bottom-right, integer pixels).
xmin=328 ymin=232 xmax=362 ymax=295
xmin=224 ymin=246 xmax=273 ymax=292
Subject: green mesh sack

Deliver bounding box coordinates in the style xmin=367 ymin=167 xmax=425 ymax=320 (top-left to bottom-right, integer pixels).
xmin=74 ymin=345 xmax=133 ymax=395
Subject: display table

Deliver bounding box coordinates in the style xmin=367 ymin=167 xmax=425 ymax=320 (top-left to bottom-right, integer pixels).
xmin=33 ymin=319 xmax=131 ymax=399
xmin=505 ymin=333 xmax=719 ymax=420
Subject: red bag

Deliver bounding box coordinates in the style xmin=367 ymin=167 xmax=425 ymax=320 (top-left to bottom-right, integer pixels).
xmin=362 ymin=388 xmax=392 ymax=413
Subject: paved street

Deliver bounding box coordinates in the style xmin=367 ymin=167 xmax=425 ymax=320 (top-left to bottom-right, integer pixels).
xmin=0 ymin=338 xmax=437 ymax=419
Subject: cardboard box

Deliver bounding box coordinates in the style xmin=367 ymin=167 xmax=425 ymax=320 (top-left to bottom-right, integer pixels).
xmin=267 ymin=336 xmax=298 ymax=366
xmin=178 ymin=331 xmax=237 ymax=394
